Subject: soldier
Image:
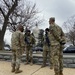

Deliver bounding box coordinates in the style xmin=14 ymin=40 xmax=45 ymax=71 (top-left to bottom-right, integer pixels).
xmin=11 ymin=25 xmax=25 ymax=73
xmin=41 ymin=28 xmax=51 ymax=68
xmin=24 ymin=29 xmax=35 ymax=65
xmin=48 ymin=17 xmax=66 ymax=75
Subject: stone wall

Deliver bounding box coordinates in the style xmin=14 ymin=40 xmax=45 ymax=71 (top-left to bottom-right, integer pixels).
xmin=0 ymin=52 xmax=75 ymax=68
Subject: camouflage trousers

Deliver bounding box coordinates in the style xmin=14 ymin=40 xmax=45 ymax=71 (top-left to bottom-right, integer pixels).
xmin=26 ymin=46 xmax=33 ymax=63
xmin=50 ymin=45 xmax=63 ymax=74
xmin=11 ymin=50 xmax=21 ymax=69
xmin=43 ymin=45 xmax=50 ymax=65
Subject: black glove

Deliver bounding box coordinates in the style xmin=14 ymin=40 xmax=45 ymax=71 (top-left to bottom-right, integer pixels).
xmin=60 ymin=41 xmax=66 ymax=45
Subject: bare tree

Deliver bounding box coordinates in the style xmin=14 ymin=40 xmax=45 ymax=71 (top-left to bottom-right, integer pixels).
xmin=0 ymin=0 xmax=19 ymax=50
xmin=8 ymin=1 xmax=44 ymax=31
xmin=0 ymin=0 xmax=44 ymax=50
xmin=63 ymin=15 xmax=75 ymax=45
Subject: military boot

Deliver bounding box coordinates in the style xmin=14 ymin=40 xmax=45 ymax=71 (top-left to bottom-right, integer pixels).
xmin=41 ymin=62 xmax=46 ymax=68
xmin=15 ymin=68 xmax=22 ymax=74
xmin=30 ymin=62 xmax=33 ymax=66
xmin=50 ymin=64 xmax=53 ymax=69
xmin=24 ymin=61 xmax=29 ymax=65
xmin=54 ymin=71 xmax=60 ymax=75
xmin=41 ymin=64 xmax=46 ymax=68
xmin=11 ymin=64 xmax=15 ymax=72
xmin=59 ymin=71 xmax=63 ymax=75
xmin=54 ymin=73 xmax=59 ymax=75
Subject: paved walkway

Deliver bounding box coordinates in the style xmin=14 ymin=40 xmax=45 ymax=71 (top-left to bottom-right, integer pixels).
xmin=0 ymin=61 xmax=75 ymax=75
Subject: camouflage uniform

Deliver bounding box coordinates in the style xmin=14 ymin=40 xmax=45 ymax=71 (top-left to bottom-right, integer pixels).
xmin=41 ymin=28 xmax=51 ymax=67
xmin=49 ymin=23 xmax=66 ymax=75
xmin=24 ymin=33 xmax=35 ymax=65
xmin=11 ymin=30 xmax=25 ymax=72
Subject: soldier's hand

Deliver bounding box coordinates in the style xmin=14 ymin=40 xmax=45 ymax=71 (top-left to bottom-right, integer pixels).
xmin=60 ymin=40 xmax=66 ymax=45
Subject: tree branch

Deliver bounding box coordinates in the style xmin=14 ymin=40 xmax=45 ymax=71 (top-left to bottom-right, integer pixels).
xmin=12 ymin=0 xmax=14 ymax=2
xmin=7 ymin=0 xmax=18 ymax=17
xmin=0 ymin=7 xmax=6 ymax=18
xmin=3 ymin=0 xmax=10 ymax=8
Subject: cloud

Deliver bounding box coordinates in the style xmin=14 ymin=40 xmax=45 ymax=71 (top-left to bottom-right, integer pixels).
xmin=31 ymin=0 xmax=75 ymax=26
xmin=4 ymin=0 xmax=75 ymax=44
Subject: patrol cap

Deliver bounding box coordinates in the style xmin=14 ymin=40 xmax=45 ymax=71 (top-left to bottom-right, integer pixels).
xmin=26 ymin=29 xmax=31 ymax=33
xmin=45 ymin=28 xmax=49 ymax=31
xmin=49 ymin=17 xmax=55 ymax=22
xmin=17 ymin=25 xmax=24 ymax=30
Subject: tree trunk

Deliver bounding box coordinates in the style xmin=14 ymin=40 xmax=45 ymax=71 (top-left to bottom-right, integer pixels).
xmin=0 ymin=35 xmax=4 ymax=50
xmin=0 ymin=17 xmax=8 ymax=50
xmin=0 ymin=0 xmax=18 ymax=50
xmin=0 ymin=31 xmax=3 ymax=50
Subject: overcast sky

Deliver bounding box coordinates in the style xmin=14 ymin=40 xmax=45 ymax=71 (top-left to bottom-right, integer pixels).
xmin=4 ymin=0 xmax=75 ymax=45
xmin=29 ymin=0 xmax=75 ymax=29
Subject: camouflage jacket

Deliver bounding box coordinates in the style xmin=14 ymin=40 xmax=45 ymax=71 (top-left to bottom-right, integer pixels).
xmin=49 ymin=23 xmax=66 ymax=46
xmin=43 ymin=33 xmax=50 ymax=46
xmin=11 ymin=30 xmax=25 ymax=50
xmin=24 ymin=34 xmax=35 ymax=46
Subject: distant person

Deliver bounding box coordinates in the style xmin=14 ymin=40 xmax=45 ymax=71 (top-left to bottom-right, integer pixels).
xmin=48 ymin=17 xmax=66 ymax=75
xmin=41 ymin=28 xmax=51 ymax=68
xmin=38 ymin=29 xmax=44 ymax=47
xmin=24 ymin=29 xmax=35 ymax=65
xmin=11 ymin=25 xmax=25 ymax=74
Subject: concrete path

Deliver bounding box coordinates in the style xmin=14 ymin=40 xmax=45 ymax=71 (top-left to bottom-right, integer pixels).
xmin=0 ymin=61 xmax=75 ymax=75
